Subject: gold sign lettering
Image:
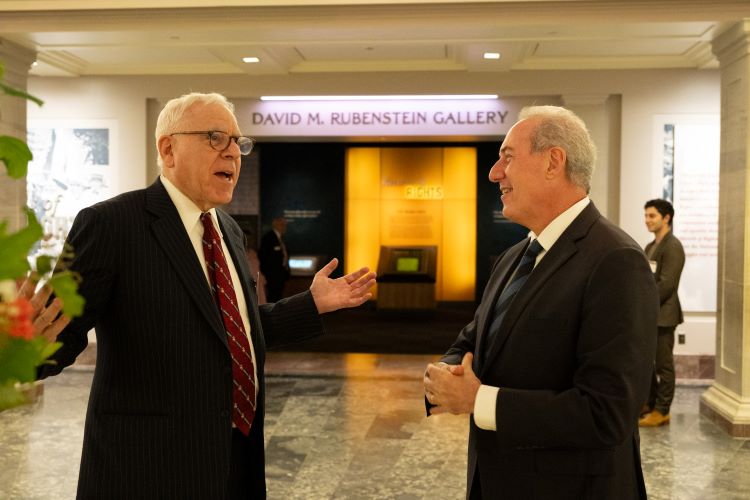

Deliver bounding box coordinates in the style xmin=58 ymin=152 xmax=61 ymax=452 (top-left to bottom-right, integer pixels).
xmin=404 ymin=185 xmax=444 ymax=199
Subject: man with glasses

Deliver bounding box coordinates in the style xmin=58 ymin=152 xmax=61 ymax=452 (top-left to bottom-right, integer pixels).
xmin=38 ymin=92 xmax=376 ymax=499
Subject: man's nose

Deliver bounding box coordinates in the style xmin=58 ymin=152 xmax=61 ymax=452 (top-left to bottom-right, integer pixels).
xmin=223 ymin=138 xmax=241 ymax=158
xmin=488 ymin=160 xmax=504 ymax=182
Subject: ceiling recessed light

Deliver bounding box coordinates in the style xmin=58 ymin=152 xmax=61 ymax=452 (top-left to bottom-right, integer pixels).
xmin=242 ymin=57 xmax=260 ymax=64
xmin=483 ymin=52 xmax=501 ymax=60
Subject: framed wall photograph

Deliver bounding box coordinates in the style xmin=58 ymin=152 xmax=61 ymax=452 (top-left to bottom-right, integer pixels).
xmin=26 ymin=119 xmax=118 ymax=259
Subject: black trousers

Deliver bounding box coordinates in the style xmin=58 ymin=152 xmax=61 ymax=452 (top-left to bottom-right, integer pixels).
xmin=648 ymin=326 xmax=676 ymax=414
xmin=227 ymin=428 xmax=258 ymax=500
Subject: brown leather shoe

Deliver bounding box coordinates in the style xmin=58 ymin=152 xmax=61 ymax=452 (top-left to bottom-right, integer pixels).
xmin=639 ymin=410 xmax=670 ymax=427
xmin=639 ymin=404 xmax=652 ymax=418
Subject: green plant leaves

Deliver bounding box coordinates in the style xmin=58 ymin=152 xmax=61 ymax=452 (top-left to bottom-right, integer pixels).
xmin=35 ymin=254 xmax=53 ymax=275
xmin=0 ymin=60 xmax=70 ymax=412
xmin=0 ymin=335 xmax=61 ymax=410
xmin=0 ymin=81 xmax=44 ymax=107
xmin=0 ymin=135 xmax=33 ymax=179
xmin=0 ymin=208 xmax=43 ymax=282
xmin=1 ymin=60 xmax=43 ymax=180
xmin=48 ymin=271 xmax=85 ymax=317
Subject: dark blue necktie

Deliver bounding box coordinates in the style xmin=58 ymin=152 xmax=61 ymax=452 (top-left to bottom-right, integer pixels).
xmin=485 ymin=238 xmax=544 ymax=344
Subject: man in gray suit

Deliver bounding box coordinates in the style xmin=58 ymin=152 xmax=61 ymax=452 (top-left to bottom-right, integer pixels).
xmin=423 ymin=106 xmax=657 ymax=499
xmin=639 ymin=198 xmax=685 ymax=427
xmin=39 ymin=92 xmax=375 ymax=499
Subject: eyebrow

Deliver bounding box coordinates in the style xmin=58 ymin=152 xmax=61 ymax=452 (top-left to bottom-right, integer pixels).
xmin=500 ymin=145 xmax=514 ymax=154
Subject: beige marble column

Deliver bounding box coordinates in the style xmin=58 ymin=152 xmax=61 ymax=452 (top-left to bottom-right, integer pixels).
xmin=561 ymin=94 xmax=621 ymax=223
xmin=701 ymin=20 xmax=750 ymax=437
xmin=146 ymin=97 xmax=163 ymax=184
xmin=0 ymin=38 xmax=36 ymax=231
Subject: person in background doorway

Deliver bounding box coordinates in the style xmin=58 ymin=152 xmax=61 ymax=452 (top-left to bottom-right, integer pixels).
xmin=37 ymin=92 xmax=376 ymax=499
xmin=639 ymin=198 xmax=685 ymax=427
xmin=423 ymin=105 xmax=657 ymax=499
xmin=259 ymin=216 xmax=290 ymax=302
xmin=243 ymin=231 xmax=267 ymax=305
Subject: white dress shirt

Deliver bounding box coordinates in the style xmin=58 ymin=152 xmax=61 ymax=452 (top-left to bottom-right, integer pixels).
xmin=161 ymin=175 xmax=258 ymax=395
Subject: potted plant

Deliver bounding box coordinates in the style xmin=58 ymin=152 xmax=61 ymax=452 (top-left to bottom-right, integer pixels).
xmin=0 ymin=60 xmax=84 ymax=410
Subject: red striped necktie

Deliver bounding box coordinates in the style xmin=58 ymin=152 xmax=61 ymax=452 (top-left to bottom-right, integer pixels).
xmin=200 ymin=212 xmax=256 ymax=436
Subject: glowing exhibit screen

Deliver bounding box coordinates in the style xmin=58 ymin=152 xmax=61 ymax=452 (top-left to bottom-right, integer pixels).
xmin=396 ymin=257 xmax=420 ymax=272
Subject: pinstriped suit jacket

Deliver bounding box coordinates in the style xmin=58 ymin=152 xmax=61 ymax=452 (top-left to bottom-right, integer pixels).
xmin=40 ymin=178 xmax=324 ymax=499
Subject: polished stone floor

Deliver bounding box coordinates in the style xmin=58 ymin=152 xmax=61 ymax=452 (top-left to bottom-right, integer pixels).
xmin=1 ymin=352 xmax=748 ymax=499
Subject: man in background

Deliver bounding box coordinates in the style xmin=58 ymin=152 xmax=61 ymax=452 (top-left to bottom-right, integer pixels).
xmin=259 ymin=216 xmax=290 ymax=302
xmin=423 ymin=106 xmax=657 ymax=499
xmin=639 ymin=198 xmax=685 ymax=427
xmin=243 ymin=231 xmax=267 ymax=304
xmin=38 ymin=92 xmax=375 ymax=499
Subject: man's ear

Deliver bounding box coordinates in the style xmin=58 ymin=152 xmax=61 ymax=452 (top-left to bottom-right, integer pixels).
xmin=157 ymin=135 xmax=174 ymax=168
xmin=546 ymin=146 xmax=566 ymax=180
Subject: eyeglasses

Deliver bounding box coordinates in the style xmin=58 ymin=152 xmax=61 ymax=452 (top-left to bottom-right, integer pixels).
xmin=169 ymin=130 xmax=255 ymax=155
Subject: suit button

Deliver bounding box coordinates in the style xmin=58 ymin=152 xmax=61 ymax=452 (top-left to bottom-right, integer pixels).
xmin=221 ymin=409 xmax=230 ymax=418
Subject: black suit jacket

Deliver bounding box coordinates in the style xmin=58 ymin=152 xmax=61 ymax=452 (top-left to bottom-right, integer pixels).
xmin=437 ymin=203 xmax=657 ymax=499
xmin=259 ymin=229 xmax=290 ymax=286
xmin=40 ymin=179 xmax=324 ymax=499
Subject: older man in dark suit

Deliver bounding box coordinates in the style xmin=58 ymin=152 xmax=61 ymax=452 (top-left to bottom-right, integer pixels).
xmin=38 ymin=92 xmax=375 ymax=500
xmin=424 ymin=106 xmax=658 ymax=499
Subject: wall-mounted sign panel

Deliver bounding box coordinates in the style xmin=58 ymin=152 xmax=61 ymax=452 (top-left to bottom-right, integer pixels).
xmin=652 ymin=114 xmax=719 ymax=313
xmin=234 ymin=97 xmax=557 ymax=138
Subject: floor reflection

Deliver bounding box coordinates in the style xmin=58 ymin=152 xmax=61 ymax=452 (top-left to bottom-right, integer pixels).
xmin=0 ymin=353 xmax=748 ymax=499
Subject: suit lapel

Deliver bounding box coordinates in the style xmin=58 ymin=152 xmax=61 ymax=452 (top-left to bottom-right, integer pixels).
xmin=475 ymin=241 xmax=526 ymax=374
xmin=217 ymin=211 xmax=263 ymax=349
xmin=649 ymin=231 xmax=671 ymax=262
xmin=481 ymin=203 xmax=601 ymax=373
xmin=146 ymin=179 xmax=228 ymax=348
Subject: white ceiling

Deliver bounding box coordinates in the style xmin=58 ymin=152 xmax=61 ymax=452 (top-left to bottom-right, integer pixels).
xmin=0 ymin=0 xmax=748 ymax=78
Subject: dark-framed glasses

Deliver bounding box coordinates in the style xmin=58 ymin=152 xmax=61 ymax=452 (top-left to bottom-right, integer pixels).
xmin=169 ymin=130 xmax=255 ymax=155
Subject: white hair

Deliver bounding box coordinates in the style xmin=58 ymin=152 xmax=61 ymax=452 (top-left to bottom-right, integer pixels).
xmin=155 ymin=92 xmax=236 ymax=169
xmin=518 ymin=105 xmax=597 ymax=192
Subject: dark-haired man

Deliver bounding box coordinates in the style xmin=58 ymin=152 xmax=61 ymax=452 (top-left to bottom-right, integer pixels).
xmin=639 ymin=198 xmax=685 ymax=427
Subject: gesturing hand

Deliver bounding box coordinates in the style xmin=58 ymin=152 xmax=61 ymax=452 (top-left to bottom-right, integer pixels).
xmin=310 ymin=258 xmax=376 ymax=314
xmin=423 ymin=352 xmax=480 ymax=415
xmin=17 ymin=278 xmax=71 ymax=343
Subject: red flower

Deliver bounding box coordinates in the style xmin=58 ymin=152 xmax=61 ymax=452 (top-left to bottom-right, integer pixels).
xmin=2 ymin=297 xmax=35 ymax=340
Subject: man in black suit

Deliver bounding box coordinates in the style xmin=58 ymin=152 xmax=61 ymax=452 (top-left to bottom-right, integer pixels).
xmin=423 ymin=106 xmax=657 ymax=499
xmin=259 ymin=216 xmax=290 ymax=302
xmin=38 ymin=92 xmax=375 ymax=500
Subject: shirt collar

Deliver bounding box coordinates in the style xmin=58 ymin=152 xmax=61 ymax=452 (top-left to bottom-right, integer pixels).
xmin=160 ymin=175 xmax=219 ymax=235
xmin=530 ymin=196 xmax=590 ymax=252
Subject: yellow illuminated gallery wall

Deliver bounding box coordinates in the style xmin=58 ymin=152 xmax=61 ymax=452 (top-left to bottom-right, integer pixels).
xmin=345 ymin=147 xmax=476 ymax=301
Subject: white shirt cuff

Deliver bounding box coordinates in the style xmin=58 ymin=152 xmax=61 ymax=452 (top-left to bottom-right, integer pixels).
xmin=473 ymin=384 xmax=499 ymax=431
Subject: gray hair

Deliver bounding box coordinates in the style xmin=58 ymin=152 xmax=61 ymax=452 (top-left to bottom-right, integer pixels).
xmin=518 ymin=105 xmax=596 ymax=192
xmin=155 ymin=92 xmax=236 ymax=169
